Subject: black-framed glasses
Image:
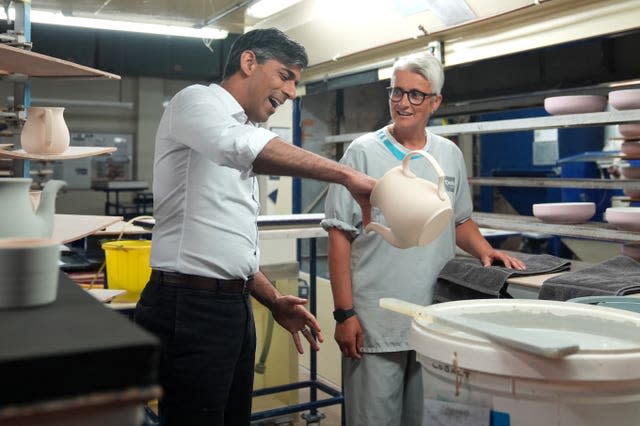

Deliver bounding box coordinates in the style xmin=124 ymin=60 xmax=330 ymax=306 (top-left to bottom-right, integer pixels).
xmin=386 ymin=86 xmax=436 ymax=106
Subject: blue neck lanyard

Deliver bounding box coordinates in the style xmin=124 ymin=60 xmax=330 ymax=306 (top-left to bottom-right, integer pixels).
xmin=377 ymin=129 xmax=424 ymax=161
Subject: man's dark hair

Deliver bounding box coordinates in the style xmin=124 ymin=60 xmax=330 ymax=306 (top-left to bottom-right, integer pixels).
xmin=222 ymin=28 xmax=308 ymax=80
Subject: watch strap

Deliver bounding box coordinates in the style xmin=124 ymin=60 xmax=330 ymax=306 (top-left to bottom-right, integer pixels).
xmin=333 ymin=308 xmax=356 ymax=323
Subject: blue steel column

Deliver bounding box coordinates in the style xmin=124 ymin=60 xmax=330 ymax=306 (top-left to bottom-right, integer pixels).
xmin=309 ymin=237 xmax=318 ymax=414
xmin=293 ymin=97 xmax=303 ymax=264
xmin=15 ymin=1 xmax=31 ymax=177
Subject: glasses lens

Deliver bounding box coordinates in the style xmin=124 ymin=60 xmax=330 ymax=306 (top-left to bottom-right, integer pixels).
xmin=408 ymin=90 xmax=425 ymax=105
xmin=388 ymin=87 xmax=401 ymax=101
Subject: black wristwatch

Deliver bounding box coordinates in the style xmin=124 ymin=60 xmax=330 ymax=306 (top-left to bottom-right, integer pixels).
xmin=333 ymin=308 xmax=357 ymax=323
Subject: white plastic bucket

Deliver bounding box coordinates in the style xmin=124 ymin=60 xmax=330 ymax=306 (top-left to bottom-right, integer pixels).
xmin=409 ymin=299 xmax=640 ymax=426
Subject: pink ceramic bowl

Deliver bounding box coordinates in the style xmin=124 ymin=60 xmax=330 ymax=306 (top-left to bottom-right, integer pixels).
xmin=621 ymin=141 xmax=640 ymax=157
xmin=544 ymin=95 xmax=607 ymax=115
xmin=606 ymin=207 xmax=640 ymax=231
xmin=624 ymin=188 xmax=640 ymax=199
xmin=609 ymin=89 xmax=640 ymax=110
xmin=622 ymin=243 xmax=640 ymax=261
xmin=621 ymin=166 xmax=640 ymax=179
xmin=533 ymin=202 xmax=596 ymax=224
xmin=619 ymin=124 xmax=640 ymax=138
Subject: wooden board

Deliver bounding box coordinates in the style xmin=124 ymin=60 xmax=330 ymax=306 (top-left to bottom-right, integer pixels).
xmin=53 ymin=214 xmax=123 ymax=244
xmin=0 ymin=146 xmax=116 ymax=161
xmin=473 ymin=212 xmax=640 ymax=243
xmin=0 ymin=44 xmax=120 ymax=79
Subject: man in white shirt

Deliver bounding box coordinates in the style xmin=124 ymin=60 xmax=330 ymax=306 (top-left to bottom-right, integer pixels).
xmin=134 ymin=28 xmax=376 ymax=426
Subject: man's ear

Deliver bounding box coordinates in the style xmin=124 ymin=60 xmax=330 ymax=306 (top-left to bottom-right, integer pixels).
xmin=239 ymin=50 xmax=257 ymax=76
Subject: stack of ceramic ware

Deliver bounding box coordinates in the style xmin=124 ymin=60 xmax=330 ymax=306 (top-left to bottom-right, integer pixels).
xmin=0 ymin=178 xmax=66 ymax=309
xmin=609 ymin=89 xmax=640 ymax=199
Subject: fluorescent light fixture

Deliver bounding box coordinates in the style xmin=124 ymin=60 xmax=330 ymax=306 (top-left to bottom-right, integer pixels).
xmin=0 ymin=8 xmax=228 ymax=39
xmin=246 ymin=0 xmax=302 ymax=19
xmin=609 ymin=79 xmax=640 ymax=88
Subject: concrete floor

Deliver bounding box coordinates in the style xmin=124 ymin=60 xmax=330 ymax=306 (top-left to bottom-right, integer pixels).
xmin=253 ymin=366 xmax=342 ymax=426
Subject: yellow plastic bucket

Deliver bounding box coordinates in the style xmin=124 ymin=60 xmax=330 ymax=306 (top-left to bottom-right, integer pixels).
xmin=102 ymin=240 xmax=151 ymax=301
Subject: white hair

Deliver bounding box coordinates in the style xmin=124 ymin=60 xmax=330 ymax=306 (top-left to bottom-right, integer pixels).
xmin=391 ymin=52 xmax=445 ymax=94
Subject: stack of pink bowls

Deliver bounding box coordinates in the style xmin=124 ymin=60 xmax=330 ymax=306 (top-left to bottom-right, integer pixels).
xmin=610 ymin=88 xmax=640 ymax=140
xmin=610 ymin=88 xmax=640 ymax=199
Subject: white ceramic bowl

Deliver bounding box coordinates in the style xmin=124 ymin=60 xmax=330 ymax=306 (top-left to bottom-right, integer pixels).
xmin=606 ymin=207 xmax=640 ymax=231
xmin=621 ymin=141 xmax=640 ymax=157
xmin=621 ymin=166 xmax=640 ymax=179
xmin=609 ymin=89 xmax=640 ymax=110
xmin=544 ymin=95 xmax=607 ymax=115
xmin=619 ymin=124 xmax=640 ymax=138
xmin=532 ymin=202 xmax=596 ymax=224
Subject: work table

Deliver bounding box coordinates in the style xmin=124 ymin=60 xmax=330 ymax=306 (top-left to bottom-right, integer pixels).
xmin=0 ymin=272 xmax=160 ymax=424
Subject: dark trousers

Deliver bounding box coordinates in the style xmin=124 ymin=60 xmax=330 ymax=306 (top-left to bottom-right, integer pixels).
xmin=134 ymin=277 xmax=256 ymax=426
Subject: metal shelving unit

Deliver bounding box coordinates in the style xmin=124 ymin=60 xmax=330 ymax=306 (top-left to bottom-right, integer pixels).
xmin=324 ymin=109 xmax=640 ymax=144
xmin=453 ymin=110 xmax=640 ymax=243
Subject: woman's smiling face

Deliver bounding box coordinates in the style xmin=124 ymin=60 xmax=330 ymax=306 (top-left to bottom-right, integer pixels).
xmin=389 ymin=69 xmax=442 ymax=131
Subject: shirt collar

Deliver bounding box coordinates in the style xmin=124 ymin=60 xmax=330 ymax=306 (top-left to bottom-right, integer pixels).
xmin=209 ymin=83 xmax=249 ymax=124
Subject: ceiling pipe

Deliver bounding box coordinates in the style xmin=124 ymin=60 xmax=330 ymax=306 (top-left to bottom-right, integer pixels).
xmin=199 ymin=0 xmax=254 ymax=27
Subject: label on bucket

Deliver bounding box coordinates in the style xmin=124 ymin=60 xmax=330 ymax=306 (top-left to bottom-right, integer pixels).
xmin=423 ymin=399 xmax=491 ymax=426
xmin=423 ymin=399 xmax=510 ymax=426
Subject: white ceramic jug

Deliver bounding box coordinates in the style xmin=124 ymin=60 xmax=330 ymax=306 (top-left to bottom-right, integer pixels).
xmin=366 ymin=150 xmax=453 ymax=249
xmin=20 ymin=107 xmax=70 ymax=155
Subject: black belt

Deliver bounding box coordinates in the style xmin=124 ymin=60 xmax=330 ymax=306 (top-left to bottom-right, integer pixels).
xmin=151 ymin=270 xmax=253 ymax=294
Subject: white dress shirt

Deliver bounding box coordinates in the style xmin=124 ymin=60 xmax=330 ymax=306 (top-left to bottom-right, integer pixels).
xmin=150 ymin=84 xmax=278 ymax=279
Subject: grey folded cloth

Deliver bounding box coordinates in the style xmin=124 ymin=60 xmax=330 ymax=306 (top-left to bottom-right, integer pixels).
xmin=434 ymin=253 xmax=571 ymax=303
xmin=538 ymin=255 xmax=640 ymax=301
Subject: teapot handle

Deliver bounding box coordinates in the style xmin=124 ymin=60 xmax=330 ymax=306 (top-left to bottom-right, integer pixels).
xmin=402 ymin=150 xmax=448 ymax=201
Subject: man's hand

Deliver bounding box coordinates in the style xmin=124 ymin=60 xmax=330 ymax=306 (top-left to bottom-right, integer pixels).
xmin=270 ymin=295 xmax=325 ymax=354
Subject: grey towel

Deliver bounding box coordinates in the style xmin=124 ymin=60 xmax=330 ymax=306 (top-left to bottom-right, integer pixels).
xmin=539 ymin=255 xmax=640 ymax=301
xmin=434 ymin=253 xmax=571 ymax=303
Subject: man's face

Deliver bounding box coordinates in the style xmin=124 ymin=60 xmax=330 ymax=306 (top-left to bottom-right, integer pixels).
xmin=245 ymin=58 xmax=301 ymax=123
xmin=389 ymin=69 xmax=442 ymax=131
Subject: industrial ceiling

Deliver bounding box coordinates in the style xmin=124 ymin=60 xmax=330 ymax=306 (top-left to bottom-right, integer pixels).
xmin=24 ymin=0 xmax=640 ymax=84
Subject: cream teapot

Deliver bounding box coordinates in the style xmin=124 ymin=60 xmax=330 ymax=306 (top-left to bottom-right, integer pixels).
xmin=20 ymin=107 xmax=70 ymax=155
xmin=365 ymin=150 xmax=453 ymax=249
xmin=0 ymin=178 xmax=66 ymax=238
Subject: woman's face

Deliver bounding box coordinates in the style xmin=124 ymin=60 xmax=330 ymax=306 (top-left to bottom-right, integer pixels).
xmin=389 ymin=69 xmax=442 ymax=131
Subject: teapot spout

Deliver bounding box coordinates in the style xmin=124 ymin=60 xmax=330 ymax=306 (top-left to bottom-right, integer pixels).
xmin=37 ymin=179 xmax=67 ymax=237
xmin=365 ymin=222 xmax=407 ymax=249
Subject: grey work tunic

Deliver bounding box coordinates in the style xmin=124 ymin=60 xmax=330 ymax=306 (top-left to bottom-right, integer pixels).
xmin=322 ymin=127 xmax=472 ymax=353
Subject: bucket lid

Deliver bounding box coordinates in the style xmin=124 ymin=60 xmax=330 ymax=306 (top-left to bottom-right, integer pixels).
xmin=410 ymin=299 xmax=640 ymax=381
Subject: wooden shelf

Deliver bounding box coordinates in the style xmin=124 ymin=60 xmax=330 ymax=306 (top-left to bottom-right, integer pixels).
xmin=0 ymin=146 xmax=116 ymax=161
xmin=472 ymin=212 xmax=640 ymax=244
xmin=0 ymin=44 xmax=120 ymax=79
xmin=53 ymin=214 xmax=123 ymax=244
xmin=469 ymin=177 xmax=640 ymax=191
